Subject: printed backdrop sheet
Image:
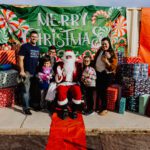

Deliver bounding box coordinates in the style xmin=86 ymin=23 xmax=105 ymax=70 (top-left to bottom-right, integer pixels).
xmin=0 ymin=5 xmax=127 ymax=60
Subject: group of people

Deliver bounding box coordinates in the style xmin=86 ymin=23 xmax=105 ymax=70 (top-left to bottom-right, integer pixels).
xmin=18 ymin=30 xmax=118 ymax=120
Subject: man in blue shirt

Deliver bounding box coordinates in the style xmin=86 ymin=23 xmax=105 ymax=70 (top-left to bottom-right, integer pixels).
xmin=18 ymin=30 xmax=40 ymax=115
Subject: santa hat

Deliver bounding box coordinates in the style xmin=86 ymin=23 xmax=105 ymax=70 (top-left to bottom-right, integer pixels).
xmin=64 ymin=50 xmax=75 ymax=57
xmin=62 ymin=49 xmax=76 ymax=62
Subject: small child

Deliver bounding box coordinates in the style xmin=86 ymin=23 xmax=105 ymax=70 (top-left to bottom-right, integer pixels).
xmin=38 ymin=57 xmax=53 ymax=109
xmin=81 ymin=56 xmax=96 ymax=115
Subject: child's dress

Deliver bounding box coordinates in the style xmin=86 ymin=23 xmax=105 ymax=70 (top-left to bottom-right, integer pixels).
xmin=38 ymin=66 xmax=53 ymax=108
xmin=38 ymin=66 xmax=53 ymax=90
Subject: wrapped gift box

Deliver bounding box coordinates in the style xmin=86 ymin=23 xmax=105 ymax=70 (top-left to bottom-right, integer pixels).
xmin=0 ymin=69 xmax=18 ymax=88
xmin=107 ymin=100 xmax=116 ymax=111
xmin=119 ymin=63 xmax=149 ymax=79
xmin=118 ymin=97 xmax=126 ymax=114
xmin=122 ymin=77 xmax=150 ymax=97
xmin=0 ymin=87 xmax=15 ymax=107
xmin=109 ymin=84 xmax=122 ymax=111
xmin=106 ymin=87 xmax=118 ymax=111
xmin=126 ymin=96 xmax=139 ymax=112
xmin=139 ymin=94 xmax=150 ymax=115
xmin=145 ymin=97 xmax=150 ymax=117
xmin=110 ymin=84 xmax=122 ymax=101
xmin=115 ymin=65 xmax=124 ymax=84
xmin=123 ymin=57 xmax=142 ymax=64
xmin=117 ymin=51 xmax=124 ymax=64
xmin=0 ymin=50 xmax=16 ymax=65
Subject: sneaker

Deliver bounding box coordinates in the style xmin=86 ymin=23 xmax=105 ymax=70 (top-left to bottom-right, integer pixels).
xmin=98 ymin=110 xmax=108 ymax=116
xmin=23 ymin=109 xmax=32 ymax=115
xmin=33 ymin=106 xmax=41 ymax=111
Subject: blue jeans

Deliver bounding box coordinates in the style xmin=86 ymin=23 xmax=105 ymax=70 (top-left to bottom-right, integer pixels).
xmin=20 ymin=72 xmax=33 ymax=110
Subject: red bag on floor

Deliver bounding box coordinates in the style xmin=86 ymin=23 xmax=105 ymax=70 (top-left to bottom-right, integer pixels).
xmin=46 ymin=113 xmax=86 ymax=150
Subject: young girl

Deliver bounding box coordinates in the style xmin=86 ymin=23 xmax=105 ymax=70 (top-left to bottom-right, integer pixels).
xmin=38 ymin=57 xmax=53 ymax=109
xmin=81 ymin=56 xmax=96 ymax=115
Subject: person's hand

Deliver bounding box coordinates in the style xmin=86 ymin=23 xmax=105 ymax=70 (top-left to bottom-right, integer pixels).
xmin=20 ymin=71 xmax=26 ymax=77
xmin=84 ymin=80 xmax=89 ymax=86
xmin=47 ymin=74 xmax=52 ymax=79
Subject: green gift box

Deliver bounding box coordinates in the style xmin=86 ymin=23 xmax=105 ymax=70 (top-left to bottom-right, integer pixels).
xmin=139 ymin=94 xmax=150 ymax=115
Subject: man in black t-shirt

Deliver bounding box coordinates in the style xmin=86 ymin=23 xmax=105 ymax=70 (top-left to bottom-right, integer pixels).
xmin=18 ymin=30 xmax=40 ymax=115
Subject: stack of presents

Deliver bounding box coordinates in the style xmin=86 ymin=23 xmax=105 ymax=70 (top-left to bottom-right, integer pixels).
xmin=106 ymin=51 xmax=150 ymax=117
xmin=0 ymin=44 xmax=18 ymax=107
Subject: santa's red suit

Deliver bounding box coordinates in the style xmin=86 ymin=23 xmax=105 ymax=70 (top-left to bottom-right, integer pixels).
xmin=55 ymin=50 xmax=82 ymax=107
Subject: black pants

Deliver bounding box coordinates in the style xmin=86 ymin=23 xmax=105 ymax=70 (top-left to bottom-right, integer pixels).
xmin=85 ymin=87 xmax=95 ymax=111
xmin=96 ymin=71 xmax=115 ymax=110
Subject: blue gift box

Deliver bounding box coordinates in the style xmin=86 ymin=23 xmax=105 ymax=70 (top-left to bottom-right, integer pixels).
xmin=119 ymin=97 xmax=126 ymax=114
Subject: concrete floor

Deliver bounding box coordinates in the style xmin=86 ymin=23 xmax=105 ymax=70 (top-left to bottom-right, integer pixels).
xmin=0 ymin=105 xmax=150 ymax=135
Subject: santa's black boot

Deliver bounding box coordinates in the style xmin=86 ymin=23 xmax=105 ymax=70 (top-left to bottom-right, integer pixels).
xmin=61 ymin=108 xmax=69 ymax=120
xmin=70 ymin=104 xmax=79 ymax=119
xmin=57 ymin=104 xmax=68 ymax=120
xmin=71 ymin=111 xmax=77 ymax=119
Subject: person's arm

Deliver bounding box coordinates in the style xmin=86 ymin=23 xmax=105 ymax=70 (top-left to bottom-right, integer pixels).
xmin=19 ymin=55 xmax=26 ymax=77
xmin=55 ymin=65 xmax=63 ymax=83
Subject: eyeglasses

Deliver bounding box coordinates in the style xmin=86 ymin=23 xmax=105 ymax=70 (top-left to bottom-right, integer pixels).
xmin=84 ymin=60 xmax=90 ymax=62
xmin=50 ymin=51 xmax=56 ymax=53
xmin=102 ymin=43 xmax=107 ymax=46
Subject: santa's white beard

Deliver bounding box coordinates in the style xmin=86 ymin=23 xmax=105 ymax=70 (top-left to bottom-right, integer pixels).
xmin=63 ymin=59 xmax=75 ymax=81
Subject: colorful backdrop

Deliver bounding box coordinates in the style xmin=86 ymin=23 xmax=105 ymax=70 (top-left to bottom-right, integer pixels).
xmin=0 ymin=5 xmax=127 ymax=59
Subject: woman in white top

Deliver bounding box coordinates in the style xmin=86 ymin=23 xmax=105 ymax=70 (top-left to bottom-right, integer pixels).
xmin=93 ymin=37 xmax=118 ymax=115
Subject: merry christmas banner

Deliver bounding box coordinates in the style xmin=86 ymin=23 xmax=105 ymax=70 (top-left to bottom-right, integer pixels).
xmin=0 ymin=5 xmax=127 ymax=59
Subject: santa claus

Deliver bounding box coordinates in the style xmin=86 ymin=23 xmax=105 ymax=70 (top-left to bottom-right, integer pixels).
xmin=55 ymin=50 xmax=82 ymax=119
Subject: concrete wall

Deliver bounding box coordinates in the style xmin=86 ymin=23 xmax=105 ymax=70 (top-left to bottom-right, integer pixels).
xmin=0 ymin=132 xmax=150 ymax=150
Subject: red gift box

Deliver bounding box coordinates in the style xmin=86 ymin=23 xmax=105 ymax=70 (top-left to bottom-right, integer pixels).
xmin=0 ymin=50 xmax=16 ymax=65
xmin=106 ymin=87 xmax=118 ymax=111
xmin=123 ymin=57 xmax=143 ymax=64
xmin=0 ymin=87 xmax=15 ymax=107
xmin=107 ymin=100 xmax=116 ymax=111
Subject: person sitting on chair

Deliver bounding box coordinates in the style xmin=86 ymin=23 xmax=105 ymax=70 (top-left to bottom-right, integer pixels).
xmin=55 ymin=50 xmax=82 ymax=120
